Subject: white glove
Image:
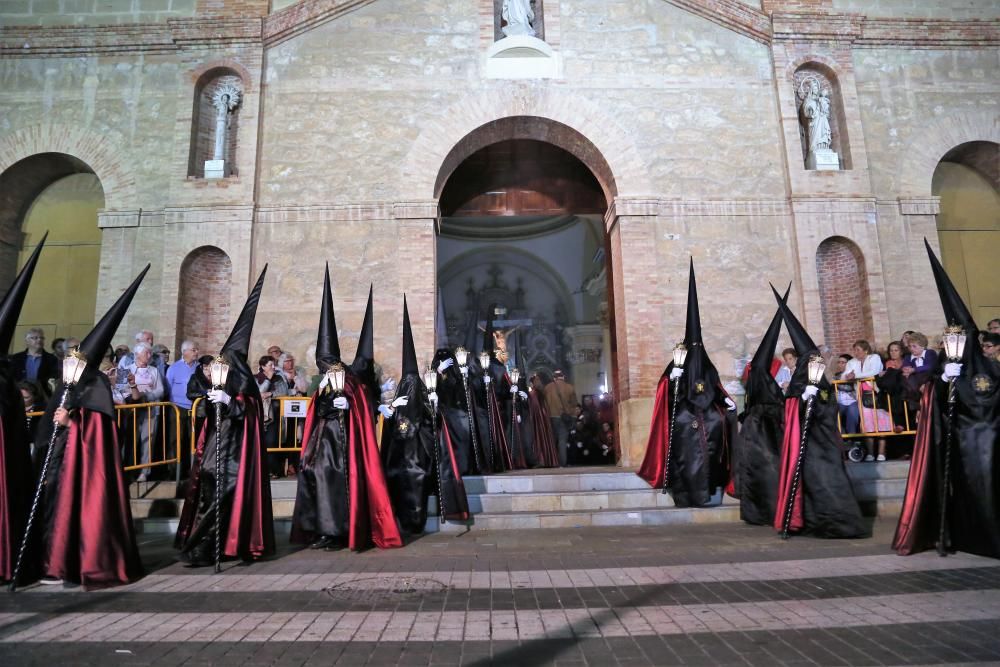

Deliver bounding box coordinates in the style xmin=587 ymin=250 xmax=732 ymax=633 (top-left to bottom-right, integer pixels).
xmin=516 ymin=415 xmax=522 ymax=424
xmin=725 ymin=397 xmax=737 ymax=412
xmin=801 ymin=385 xmax=819 ymax=401
xmin=319 ymin=374 xmax=330 ymax=390
xmin=428 ymin=391 xmax=438 ymax=404
xmin=437 ymin=358 xmax=454 ymax=373
xmin=519 ymin=391 xmax=528 ymax=400
xmin=943 ymin=363 xmax=963 ymax=380
xmin=483 ymin=375 xmax=491 ymax=385
xmin=459 ymin=365 xmax=468 ymax=376
xmin=377 ymin=404 xmax=393 ymax=418
xmin=207 ymin=389 xmax=231 ymax=405
xmin=391 ymin=396 xmax=409 ymax=408
xmin=380 ymin=378 xmax=396 ymax=394
xmin=510 ymin=385 xmax=519 ymax=395
xmin=333 ymin=396 xmax=349 ymax=410
xmin=669 ymin=367 xmax=684 ymax=381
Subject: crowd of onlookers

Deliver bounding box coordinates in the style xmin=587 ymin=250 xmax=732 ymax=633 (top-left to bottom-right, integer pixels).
xmin=764 ymin=318 xmax=1000 ymax=463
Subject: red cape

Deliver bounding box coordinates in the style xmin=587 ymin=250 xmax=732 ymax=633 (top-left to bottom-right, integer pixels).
xmin=528 ymin=389 xmax=558 ymax=468
xmin=637 ymin=376 xmax=671 ymax=488
xmin=46 ymin=408 xmax=142 ymax=589
xmin=485 ymin=383 xmax=513 ymax=472
xmin=439 ymin=422 xmax=470 ymax=521
xmin=296 ymin=377 xmax=402 ymax=550
xmin=892 ymin=383 xmax=937 ymax=555
xmin=773 ymin=398 xmax=805 ymax=533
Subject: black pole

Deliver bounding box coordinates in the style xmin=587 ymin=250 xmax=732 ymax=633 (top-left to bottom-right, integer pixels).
xmin=430 ymin=398 xmax=445 ymax=523
xmin=483 ymin=378 xmax=496 ymax=472
xmin=461 ymin=373 xmax=484 ymax=474
xmin=337 ymin=391 xmax=349 ymax=529
xmin=213 ymin=394 xmax=223 ymax=573
xmin=10 ymin=384 xmax=72 ymax=592
xmin=661 ymin=377 xmax=680 ymax=495
xmin=781 ymin=395 xmax=816 ymax=539
xmin=938 ymin=378 xmax=958 ymax=556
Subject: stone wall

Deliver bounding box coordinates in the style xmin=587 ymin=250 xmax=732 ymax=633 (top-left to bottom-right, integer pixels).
xmin=0 ymin=0 xmax=197 ymax=26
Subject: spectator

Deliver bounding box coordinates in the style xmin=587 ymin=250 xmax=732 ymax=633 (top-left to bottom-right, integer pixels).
xmin=988 ymin=319 xmax=1000 ymax=334
xmin=9 ymin=327 xmax=60 ymax=397
xmin=267 ymin=345 xmax=282 ymax=361
xmin=982 ymin=333 xmax=1000 ymax=361
xmin=64 ymin=336 xmax=80 ymax=353
xmin=18 ymin=380 xmax=46 ymax=454
xmin=543 ymin=369 xmax=577 ymax=467
xmin=278 ymin=352 xmax=309 ymax=396
xmin=256 ymin=355 xmax=290 ymax=478
xmin=51 ymin=337 xmax=66 ymax=359
xmin=844 ymin=340 xmax=885 ymax=461
xmin=834 ymin=353 xmax=860 ymax=436
xmin=123 ymin=341 xmax=165 ymax=481
xmin=776 ymin=347 xmax=797 ymax=392
xmin=118 ymin=330 xmax=166 ymax=379
xmin=114 ymin=344 xmax=130 ymax=365
xmin=153 ymin=344 xmax=171 ymax=372
xmin=902 ymin=331 xmax=937 ymax=387
xmin=100 ymin=359 xmax=128 ymax=405
xmin=166 ymin=340 xmax=200 ymax=477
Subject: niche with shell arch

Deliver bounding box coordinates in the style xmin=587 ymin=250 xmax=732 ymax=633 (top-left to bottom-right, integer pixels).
xmin=816 ymin=236 xmax=873 ymax=355
xmin=793 ymin=62 xmax=852 ymax=170
xmin=188 ymin=68 xmax=244 ymax=178
xmin=177 ymin=246 xmax=233 ymax=352
xmin=493 ymin=0 xmax=545 ymax=42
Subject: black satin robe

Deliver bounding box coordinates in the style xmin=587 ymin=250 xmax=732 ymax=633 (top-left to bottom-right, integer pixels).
xmin=432 ymin=354 xmax=488 ymax=476
xmin=381 ymin=375 xmax=434 ymax=534
xmin=505 ymin=377 xmax=536 ymax=470
xmin=295 ymin=391 xmax=351 ymax=539
xmin=0 ymin=360 xmax=32 ymax=582
xmin=736 ymin=369 xmax=785 ymax=526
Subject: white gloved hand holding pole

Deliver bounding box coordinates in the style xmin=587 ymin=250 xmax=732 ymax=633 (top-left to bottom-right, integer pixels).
xmin=943 ymin=363 xmax=963 ymax=380
xmin=391 ymin=396 xmax=409 ymax=408
xmin=207 ymin=389 xmax=231 ymax=405
xmin=669 ymin=367 xmax=684 ymax=381
xmin=801 ymin=385 xmax=819 ymax=402
xmin=333 ymin=396 xmax=349 ymax=411
xmin=724 ymin=397 xmax=737 ymax=412
xmin=377 ymin=404 xmax=393 ymax=419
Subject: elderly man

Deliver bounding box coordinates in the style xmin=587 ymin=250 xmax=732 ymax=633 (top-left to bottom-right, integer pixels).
xmin=123 ymin=341 xmax=165 ymax=481
xmin=9 ymin=327 xmax=60 ymax=397
xmin=166 ymin=340 xmax=200 ymax=477
xmin=118 ymin=330 xmax=167 ymax=379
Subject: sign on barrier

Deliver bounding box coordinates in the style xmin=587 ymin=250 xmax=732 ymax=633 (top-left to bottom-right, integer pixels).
xmin=282 ymin=399 xmax=309 ymax=418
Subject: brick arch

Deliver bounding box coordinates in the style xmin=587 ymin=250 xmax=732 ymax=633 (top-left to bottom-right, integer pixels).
xmin=399 ymin=88 xmax=652 ymax=201
xmin=816 ymin=236 xmax=874 ymax=355
xmin=898 ymin=110 xmax=1000 ymax=197
xmin=177 ymin=246 xmax=233 ymax=353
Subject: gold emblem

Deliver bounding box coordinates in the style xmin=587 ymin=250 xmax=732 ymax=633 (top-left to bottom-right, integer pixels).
xmin=695 ymin=381 xmax=705 ymax=394
xmin=973 ymin=375 xmax=993 ymax=394
xmin=691 ymin=421 xmax=700 ymax=430
xmin=397 ymin=417 xmax=411 ymax=434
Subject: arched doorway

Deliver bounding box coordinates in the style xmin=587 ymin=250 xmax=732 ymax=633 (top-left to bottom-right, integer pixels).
xmin=932 ymin=141 xmax=1000 ymax=325
xmin=0 ymin=153 xmax=104 ymax=353
xmin=177 ymin=246 xmax=233 ymax=353
xmin=436 ymin=119 xmax=617 ymax=465
xmin=816 ymin=236 xmax=874 ymax=355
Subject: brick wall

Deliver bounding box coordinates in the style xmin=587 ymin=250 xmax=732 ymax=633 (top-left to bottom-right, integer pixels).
xmin=0 ymin=0 xmax=197 ymax=27
xmin=762 ymin=0 xmax=832 ymax=13
xmin=816 ymin=236 xmax=874 ymax=354
xmin=176 ymin=245 xmax=232 ymax=354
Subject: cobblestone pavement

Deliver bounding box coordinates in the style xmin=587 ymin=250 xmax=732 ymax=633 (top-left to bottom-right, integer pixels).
xmin=2 ymin=519 xmax=999 ymax=666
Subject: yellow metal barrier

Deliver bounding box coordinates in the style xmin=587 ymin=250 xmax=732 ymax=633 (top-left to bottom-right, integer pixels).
xmin=188 ymin=395 xmax=312 ymax=454
xmin=831 ymin=376 xmax=916 ymax=439
xmin=116 ymin=401 xmax=185 ymax=478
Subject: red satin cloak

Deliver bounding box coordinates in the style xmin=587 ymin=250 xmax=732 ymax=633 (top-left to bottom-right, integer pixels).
xmin=439 ymin=422 xmax=470 ymax=521
xmin=773 ymin=398 xmax=805 ymax=533
xmin=297 ymin=377 xmax=402 ymax=550
xmin=892 ymin=383 xmax=937 ymax=555
xmin=486 ymin=384 xmax=513 ymax=472
xmin=637 ymin=376 xmax=671 ymax=488
xmin=46 ymin=408 xmax=143 ymax=589
xmin=0 ymin=415 xmax=32 ymax=581
xmin=528 ymin=389 xmax=558 ymax=468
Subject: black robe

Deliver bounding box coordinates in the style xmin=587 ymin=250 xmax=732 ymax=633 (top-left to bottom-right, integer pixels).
xmin=432 ymin=351 xmax=488 ymax=476
xmin=775 ymin=362 xmax=869 ymax=539
xmin=737 ymin=367 xmax=785 ymax=526
xmin=505 ymin=377 xmax=536 ymax=469
xmin=381 ymin=374 xmax=434 ymax=534
xmin=0 ymin=359 xmax=33 ymax=582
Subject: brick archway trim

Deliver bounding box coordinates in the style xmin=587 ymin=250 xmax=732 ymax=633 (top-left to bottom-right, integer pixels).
xmin=0 ymin=123 xmax=136 ymax=210
xmin=897 ymin=110 xmax=1000 ymax=197
xmin=399 ymin=88 xmax=653 ymax=202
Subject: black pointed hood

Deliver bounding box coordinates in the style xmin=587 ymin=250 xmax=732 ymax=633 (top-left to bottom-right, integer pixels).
xmin=746 ymin=284 xmax=789 ymax=408
xmin=219 ymin=265 xmax=267 ymax=394
xmin=0 ymin=232 xmax=46 ymax=355
xmin=401 ymin=295 xmax=419 ymax=377
xmin=352 ymin=283 xmax=374 ymax=369
xmin=315 ymin=263 xmax=341 ymax=370
xmin=675 ymin=259 xmax=720 ymax=409
xmin=435 ymin=288 xmax=448 ymax=350
xmin=78 ymin=264 xmax=150 ymax=371
xmin=924 ymin=238 xmax=977 ymax=333
xmin=772 ymin=283 xmax=817 ymax=357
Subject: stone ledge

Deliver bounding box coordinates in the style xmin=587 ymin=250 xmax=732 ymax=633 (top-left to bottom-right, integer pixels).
xmin=256 ymin=202 xmax=393 ymax=223
xmin=897 ymin=197 xmax=941 ymax=216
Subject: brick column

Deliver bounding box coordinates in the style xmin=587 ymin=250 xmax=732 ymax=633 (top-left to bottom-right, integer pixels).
xmin=392 ymin=201 xmax=439 ymax=379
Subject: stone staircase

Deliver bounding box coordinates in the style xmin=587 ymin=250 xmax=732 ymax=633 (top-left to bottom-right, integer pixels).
xmin=130 ymin=461 xmax=912 ymax=535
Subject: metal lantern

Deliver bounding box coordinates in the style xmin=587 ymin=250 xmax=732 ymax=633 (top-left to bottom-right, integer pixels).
xmin=423 ymin=368 xmax=438 ymax=392
xmin=61 ymin=349 xmax=88 ymax=386
xmin=806 ymin=355 xmax=827 ymax=386
xmin=510 ymin=368 xmax=521 ymax=386
xmin=942 ymin=326 xmax=967 ymax=362
xmin=479 ymin=351 xmax=491 ymax=371
xmin=454 ymin=347 xmax=469 ymax=367
xmin=209 ymin=356 xmax=230 ymax=389
xmin=672 ymin=343 xmax=688 ymax=368
xmin=327 ymin=363 xmax=346 ymax=394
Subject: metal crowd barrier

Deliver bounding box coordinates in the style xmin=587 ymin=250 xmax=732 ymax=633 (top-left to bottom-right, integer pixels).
xmin=189 ymin=395 xmax=312 ymax=454
xmin=831 ymin=375 xmax=917 ymax=439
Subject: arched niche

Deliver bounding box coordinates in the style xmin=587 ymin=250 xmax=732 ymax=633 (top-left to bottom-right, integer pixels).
xmin=177 ymin=246 xmax=233 ymax=353
xmin=188 ymin=67 xmax=245 ymax=179
xmin=793 ymin=62 xmax=852 ymax=171
xmin=816 ymin=236 xmax=873 ymax=354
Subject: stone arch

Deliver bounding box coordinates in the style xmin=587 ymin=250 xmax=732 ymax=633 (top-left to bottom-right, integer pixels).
xmin=898 ymin=110 xmax=1000 ymax=197
xmin=177 ymin=246 xmax=233 ymax=353
xmin=816 ymin=236 xmax=874 ymax=354
xmin=400 ymin=88 xmax=651 ymax=201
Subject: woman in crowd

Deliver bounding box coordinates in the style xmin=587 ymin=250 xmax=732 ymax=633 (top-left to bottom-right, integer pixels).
xmin=902 ymin=332 xmax=938 ymax=413
xmin=844 ymin=340 xmax=885 ymax=461
xmin=256 ymin=355 xmax=290 ymax=478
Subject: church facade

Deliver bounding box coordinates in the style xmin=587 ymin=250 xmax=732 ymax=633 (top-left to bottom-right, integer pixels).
xmin=1 ymin=0 xmax=997 ymax=465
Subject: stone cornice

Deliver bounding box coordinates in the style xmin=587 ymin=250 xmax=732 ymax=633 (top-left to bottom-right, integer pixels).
xmin=1 ymin=3 xmax=996 ymax=57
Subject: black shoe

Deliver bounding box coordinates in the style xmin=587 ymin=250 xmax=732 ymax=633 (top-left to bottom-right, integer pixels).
xmin=310 ymin=535 xmax=335 ymax=550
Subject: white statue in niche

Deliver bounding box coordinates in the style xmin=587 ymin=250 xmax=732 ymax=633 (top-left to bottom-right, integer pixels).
xmin=798 ymin=76 xmax=839 ymax=170
xmin=204 ymin=81 xmax=242 ymax=178
xmin=501 ymin=0 xmax=536 ymax=38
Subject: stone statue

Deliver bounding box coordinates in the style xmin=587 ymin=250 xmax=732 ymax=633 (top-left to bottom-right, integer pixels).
xmin=210 ymin=82 xmax=243 ymax=164
xmin=501 ymin=0 xmax=536 ymax=38
xmin=799 ymin=78 xmax=831 ymax=154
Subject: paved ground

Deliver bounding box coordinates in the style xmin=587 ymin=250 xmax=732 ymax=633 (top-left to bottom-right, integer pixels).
xmin=1 ymin=518 xmax=999 ymax=666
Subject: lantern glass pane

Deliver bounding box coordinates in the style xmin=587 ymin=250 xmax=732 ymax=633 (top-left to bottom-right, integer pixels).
xmin=455 ymin=348 xmax=468 ymax=366
xmin=424 ymin=370 xmax=437 ymax=391
xmin=479 ymin=352 xmax=490 ymax=370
